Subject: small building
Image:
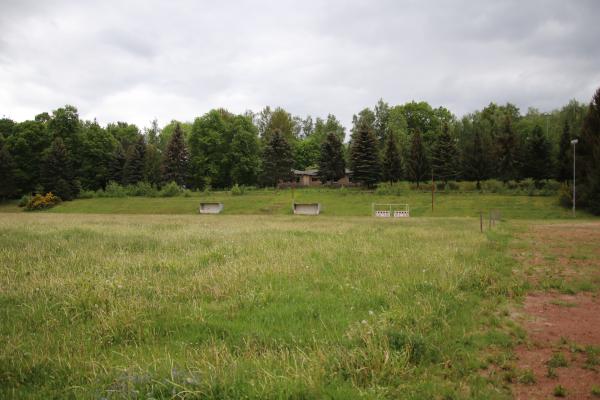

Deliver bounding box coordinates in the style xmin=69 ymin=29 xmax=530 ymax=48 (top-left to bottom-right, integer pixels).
xmin=291 ymin=168 xmax=352 ymax=187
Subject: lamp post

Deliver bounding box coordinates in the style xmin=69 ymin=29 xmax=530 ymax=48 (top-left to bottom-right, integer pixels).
xmin=571 ymin=139 xmax=578 ymax=217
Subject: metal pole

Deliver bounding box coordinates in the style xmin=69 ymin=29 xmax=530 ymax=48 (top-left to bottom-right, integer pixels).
xmin=573 ymin=142 xmax=576 ymax=217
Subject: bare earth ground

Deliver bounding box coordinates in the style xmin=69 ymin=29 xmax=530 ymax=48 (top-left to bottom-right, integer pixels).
xmin=512 ymin=222 xmax=600 ymax=399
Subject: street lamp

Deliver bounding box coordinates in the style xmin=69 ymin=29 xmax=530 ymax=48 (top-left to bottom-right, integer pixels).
xmin=571 ymin=139 xmax=578 ymax=217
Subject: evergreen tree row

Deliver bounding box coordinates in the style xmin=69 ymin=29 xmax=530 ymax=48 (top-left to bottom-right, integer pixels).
xmin=1 ymin=87 xmax=599 ymax=214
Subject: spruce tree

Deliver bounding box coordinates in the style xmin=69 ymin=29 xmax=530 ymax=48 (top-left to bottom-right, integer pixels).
xmin=407 ymin=130 xmax=429 ymax=188
xmin=463 ymin=130 xmax=489 ymax=189
xmin=0 ymin=145 xmax=18 ymax=199
xmin=41 ymin=137 xmax=78 ymax=200
xmin=578 ymin=87 xmax=600 ymax=214
xmin=431 ymin=123 xmax=459 ymax=184
xmin=525 ymin=125 xmax=552 ymax=183
xmin=556 ymin=120 xmax=572 ymax=182
xmin=144 ymin=144 xmax=162 ymax=185
xmin=318 ymin=132 xmax=346 ymax=183
xmin=108 ymin=144 xmax=126 ymax=185
xmin=260 ymin=130 xmax=294 ymax=186
xmin=496 ymin=115 xmax=520 ymax=182
xmin=350 ymin=122 xmax=380 ymax=187
xmin=381 ymin=134 xmax=402 ymax=183
xmin=161 ymin=123 xmax=190 ymax=186
xmin=122 ymin=135 xmax=146 ymax=185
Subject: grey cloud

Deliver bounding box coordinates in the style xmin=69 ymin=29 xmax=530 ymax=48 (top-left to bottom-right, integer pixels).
xmin=0 ymin=0 xmax=598 ymax=129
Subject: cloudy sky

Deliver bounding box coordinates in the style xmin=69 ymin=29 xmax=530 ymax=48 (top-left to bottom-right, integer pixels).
xmin=1 ymin=0 xmax=599 ymax=130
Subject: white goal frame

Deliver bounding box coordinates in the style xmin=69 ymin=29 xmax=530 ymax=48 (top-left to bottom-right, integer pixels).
xmin=372 ymin=203 xmax=410 ymax=218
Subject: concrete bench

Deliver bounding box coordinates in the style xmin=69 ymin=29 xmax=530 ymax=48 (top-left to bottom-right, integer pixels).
xmin=293 ymin=203 xmax=320 ymax=215
xmin=198 ymin=202 xmax=224 ymax=214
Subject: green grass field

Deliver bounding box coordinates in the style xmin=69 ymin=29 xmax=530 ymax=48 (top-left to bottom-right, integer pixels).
xmin=0 ymin=188 xmax=591 ymax=219
xmin=0 ymin=190 xmax=596 ymax=398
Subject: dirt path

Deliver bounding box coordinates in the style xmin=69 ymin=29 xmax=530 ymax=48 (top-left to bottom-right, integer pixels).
xmin=512 ymin=222 xmax=600 ymax=399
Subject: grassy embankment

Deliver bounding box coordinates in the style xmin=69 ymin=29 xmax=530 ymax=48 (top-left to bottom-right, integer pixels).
xmin=0 ymin=188 xmax=591 ymax=219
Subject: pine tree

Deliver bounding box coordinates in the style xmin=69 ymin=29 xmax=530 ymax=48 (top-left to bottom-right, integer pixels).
xmin=407 ymin=130 xmax=429 ymax=187
xmin=0 ymin=145 xmax=18 ymax=199
xmin=144 ymin=144 xmax=162 ymax=185
xmin=431 ymin=123 xmax=459 ymax=184
xmin=41 ymin=137 xmax=78 ymax=200
xmin=525 ymin=125 xmax=552 ymax=183
xmin=108 ymin=144 xmax=125 ymax=185
xmin=318 ymin=132 xmax=346 ymax=183
xmin=350 ymin=122 xmax=380 ymax=187
xmin=556 ymin=121 xmax=572 ymax=182
xmin=161 ymin=123 xmax=190 ymax=186
xmin=260 ymin=130 xmax=294 ymax=186
xmin=381 ymin=134 xmax=402 ymax=183
xmin=122 ymin=135 xmax=146 ymax=185
xmin=496 ymin=115 xmax=520 ymax=182
xmin=462 ymin=130 xmax=490 ymax=189
xmin=578 ymin=87 xmax=600 ymax=214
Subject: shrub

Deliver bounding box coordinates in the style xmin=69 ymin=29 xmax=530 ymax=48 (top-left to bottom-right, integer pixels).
xmin=458 ymin=181 xmax=478 ymax=192
xmin=103 ymin=181 xmax=127 ymax=198
xmin=481 ymin=179 xmax=503 ymax=193
xmin=18 ymin=195 xmax=31 ymax=207
xmin=447 ymin=181 xmax=460 ymax=191
xmin=127 ymin=181 xmax=158 ymax=197
xmin=231 ymin=184 xmax=245 ymax=196
xmin=375 ymin=182 xmax=405 ymax=196
xmin=409 ymin=183 xmax=433 ymax=191
xmin=25 ymin=192 xmax=61 ymax=211
xmin=78 ymin=190 xmax=96 ymax=199
xmin=160 ymin=181 xmax=183 ymax=197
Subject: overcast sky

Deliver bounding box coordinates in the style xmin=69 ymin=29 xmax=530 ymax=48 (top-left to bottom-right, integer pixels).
xmin=1 ymin=0 xmax=599 ymax=130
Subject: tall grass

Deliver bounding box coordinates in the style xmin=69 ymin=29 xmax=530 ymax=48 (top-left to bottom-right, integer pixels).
xmin=0 ymin=214 xmax=521 ymax=398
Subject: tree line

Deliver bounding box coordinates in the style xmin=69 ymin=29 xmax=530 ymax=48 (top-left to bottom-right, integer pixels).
xmin=1 ymin=87 xmax=599 ymax=213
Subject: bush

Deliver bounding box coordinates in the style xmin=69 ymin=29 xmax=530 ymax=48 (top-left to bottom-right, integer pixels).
xmin=481 ymin=180 xmax=503 ymax=193
xmin=127 ymin=181 xmax=158 ymax=197
xmin=25 ymin=192 xmax=61 ymax=211
xmin=103 ymin=181 xmax=127 ymax=198
xmin=231 ymin=184 xmax=245 ymax=196
xmin=458 ymin=181 xmax=478 ymax=192
xmin=409 ymin=182 xmax=433 ymax=191
xmin=78 ymin=190 xmax=96 ymax=199
xmin=447 ymin=181 xmax=460 ymax=191
xmin=18 ymin=195 xmax=31 ymax=207
xmin=159 ymin=181 xmax=183 ymax=197
xmin=375 ymin=182 xmax=406 ymax=196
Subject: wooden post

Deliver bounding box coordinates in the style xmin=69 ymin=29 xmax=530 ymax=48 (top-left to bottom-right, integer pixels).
xmin=431 ymin=169 xmax=435 ymax=213
xmin=489 ymin=212 xmax=492 ymax=230
xmin=480 ymin=212 xmax=483 ymax=233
